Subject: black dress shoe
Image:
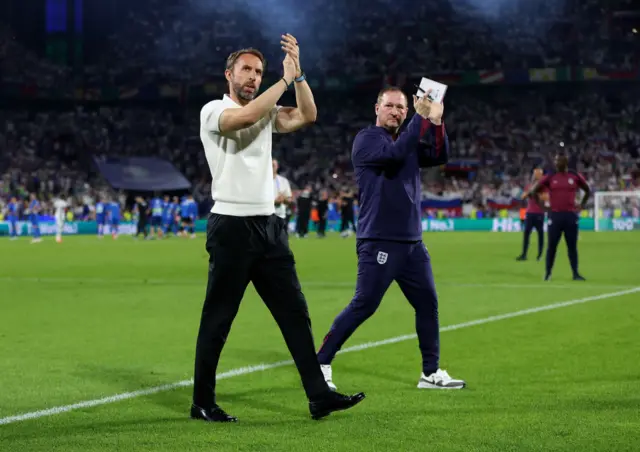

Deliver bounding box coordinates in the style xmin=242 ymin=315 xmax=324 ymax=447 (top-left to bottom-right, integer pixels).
xmin=573 ymin=274 xmax=586 ymax=281
xmin=309 ymin=391 xmax=365 ymax=420
xmin=515 ymin=255 xmax=526 ymax=261
xmin=190 ymin=404 xmax=238 ymax=423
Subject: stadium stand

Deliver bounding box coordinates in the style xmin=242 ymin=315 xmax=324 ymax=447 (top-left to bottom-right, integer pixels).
xmin=1 ymin=0 xmax=639 ymax=222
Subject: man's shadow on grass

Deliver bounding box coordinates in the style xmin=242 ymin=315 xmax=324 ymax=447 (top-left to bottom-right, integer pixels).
xmin=71 ymin=353 xmax=303 ymax=416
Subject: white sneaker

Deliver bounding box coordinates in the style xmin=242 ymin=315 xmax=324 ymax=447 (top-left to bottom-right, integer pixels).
xmin=417 ymin=369 xmax=466 ymax=389
xmin=320 ymin=364 xmax=337 ymax=391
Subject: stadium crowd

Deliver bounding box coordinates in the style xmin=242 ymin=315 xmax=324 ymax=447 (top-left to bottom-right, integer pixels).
xmin=2 ymin=0 xmax=638 ymax=87
xmin=1 ymin=0 xmax=639 ymax=222
xmin=2 ymin=85 xmax=638 ymax=222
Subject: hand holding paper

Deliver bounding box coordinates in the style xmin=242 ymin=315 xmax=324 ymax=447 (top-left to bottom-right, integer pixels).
xmin=412 ymin=89 xmax=444 ymax=125
xmin=412 ymin=94 xmax=433 ymax=119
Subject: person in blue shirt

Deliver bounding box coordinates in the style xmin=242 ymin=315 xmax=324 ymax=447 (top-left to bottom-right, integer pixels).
xmin=5 ymin=196 xmax=19 ymax=240
xmin=171 ymin=195 xmax=182 ymax=236
xmin=150 ymin=193 xmax=165 ymax=239
xmin=109 ymin=199 xmax=121 ymax=239
xmin=162 ymin=195 xmax=175 ymax=237
xmin=173 ymin=196 xmax=181 ymax=234
xmin=316 ymin=87 xmax=465 ymax=391
xmin=95 ymin=197 xmax=107 ymax=238
xmin=28 ymin=193 xmax=42 ymax=243
xmin=180 ymin=195 xmax=197 ymax=238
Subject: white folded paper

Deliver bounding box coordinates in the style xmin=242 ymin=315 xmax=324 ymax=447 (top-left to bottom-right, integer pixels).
xmin=416 ymin=77 xmax=447 ymax=103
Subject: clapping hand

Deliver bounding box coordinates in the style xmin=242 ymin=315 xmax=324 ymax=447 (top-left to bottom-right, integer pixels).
xmin=281 ymin=33 xmax=301 ymax=78
xmin=282 ymin=54 xmax=296 ymax=85
xmin=412 ymin=89 xmax=444 ymax=125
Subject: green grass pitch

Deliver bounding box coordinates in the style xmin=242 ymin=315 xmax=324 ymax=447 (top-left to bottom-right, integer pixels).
xmin=0 ymin=232 xmax=639 ymax=451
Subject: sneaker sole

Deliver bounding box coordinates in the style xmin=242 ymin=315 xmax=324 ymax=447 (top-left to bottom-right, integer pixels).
xmin=417 ymin=381 xmax=466 ymax=390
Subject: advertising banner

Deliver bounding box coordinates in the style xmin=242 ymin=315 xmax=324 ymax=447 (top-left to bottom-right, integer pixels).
xmin=1 ymin=217 xmax=634 ymax=237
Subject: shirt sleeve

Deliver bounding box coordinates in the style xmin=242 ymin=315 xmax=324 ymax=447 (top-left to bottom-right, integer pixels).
xmin=538 ymin=175 xmax=551 ymax=188
xmin=271 ymin=105 xmax=283 ymax=134
xmin=417 ymin=120 xmax=449 ymax=168
xmin=576 ymin=172 xmax=589 ymax=189
xmin=283 ymin=178 xmax=292 ymax=197
xmin=352 ymin=114 xmax=424 ymax=167
xmin=200 ymin=100 xmax=227 ymax=133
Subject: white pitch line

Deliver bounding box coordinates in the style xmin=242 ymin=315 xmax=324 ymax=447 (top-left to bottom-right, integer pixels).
xmin=0 ymin=286 xmax=638 ymax=426
xmin=0 ymin=276 xmax=635 ymax=290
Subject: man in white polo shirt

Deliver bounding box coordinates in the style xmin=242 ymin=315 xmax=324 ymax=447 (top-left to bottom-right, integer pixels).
xmin=272 ymin=158 xmax=292 ymax=229
xmin=191 ymin=34 xmax=365 ymax=423
xmin=53 ymin=196 xmax=69 ymax=243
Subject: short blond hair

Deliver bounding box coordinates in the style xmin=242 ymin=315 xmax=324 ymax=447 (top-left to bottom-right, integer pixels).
xmin=377 ymin=86 xmax=407 ymax=104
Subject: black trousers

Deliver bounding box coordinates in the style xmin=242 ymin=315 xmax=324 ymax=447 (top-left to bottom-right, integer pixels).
xmin=193 ymin=213 xmax=328 ymax=409
xmin=546 ymin=211 xmax=580 ymax=276
xmin=284 ymin=213 xmax=292 ymax=235
xmin=296 ymin=211 xmax=310 ymax=236
xmin=317 ymin=214 xmax=327 ymax=237
xmin=340 ymin=209 xmax=355 ymax=232
xmin=521 ymin=213 xmax=544 ymax=258
xmin=136 ymin=217 xmax=148 ymax=237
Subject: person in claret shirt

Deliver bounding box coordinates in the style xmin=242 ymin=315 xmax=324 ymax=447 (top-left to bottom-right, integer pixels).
xmin=516 ymin=168 xmax=548 ymax=261
xmin=525 ymin=154 xmax=591 ymax=281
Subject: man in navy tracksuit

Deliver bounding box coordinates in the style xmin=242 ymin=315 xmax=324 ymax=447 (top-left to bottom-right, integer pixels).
xmin=317 ymin=87 xmax=466 ymax=390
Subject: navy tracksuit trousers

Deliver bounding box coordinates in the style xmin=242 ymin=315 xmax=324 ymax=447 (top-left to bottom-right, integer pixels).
xmin=317 ymin=239 xmax=440 ymax=374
